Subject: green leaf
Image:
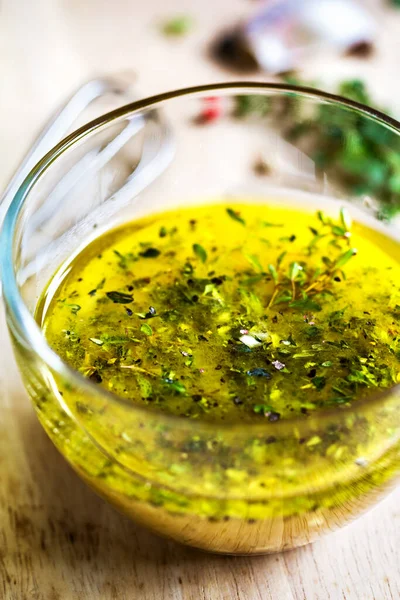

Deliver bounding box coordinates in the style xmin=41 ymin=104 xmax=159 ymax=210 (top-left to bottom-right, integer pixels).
xmin=289 ymin=297 xmax=322 ymax=312
xmin=193 ymin=243 xmax=207 ymax=263
xmin=262 ymin=221 xmax=283 ymax=228
xmin=88 ymin=277 xmax=106 ymax=296
xmin=317 ymin=210 xmax=329 ymax=225
xmin=245 ymin=253 xmax=263 ymax=272
xmin=253 ymin=403 xmax=273 ymax=415
xmin=89 ymin=337 xmax=104 ymax=346
xmin=339 ymin=207 xmax=352 ymax=231
xmin=226 ymin=207 xmax=246 ymax=225
xmin=268 ymin=264 xmax=278 ymax=283
xmin=242 ymin=274 xmax=264 ymax=286
xmin=289 ymin=262 xmax=302 ymax=281
xmin=141 ymin=323 xmax=153 ymax=336
xmin=305 ymin=326 xmax=322 ymax=338
xmin=331 ymin=225 xmax=346 ymax=237
xmin=322 ymin=256 xmax=332 ymax=267
xmin=277 ymin=251 xmax=287 ymax=268
xmin=162 ymin=377 xmax=186 ymax=394
xmin=334 ymin=248 xmax=357 ymax=269
xmin=312 ymin=376 xmax=326 ymax=391
xmin=329 ymin=307 xmax=347 ymax=323
xmin=106 ymin=291 xmax=133 ymax=304
xmin=136 ymin=375 xmax=153 ymax=398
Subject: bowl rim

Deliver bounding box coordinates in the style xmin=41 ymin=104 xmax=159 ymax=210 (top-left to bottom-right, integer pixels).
xmin=2 ymin=80 xmax=400 ymax=432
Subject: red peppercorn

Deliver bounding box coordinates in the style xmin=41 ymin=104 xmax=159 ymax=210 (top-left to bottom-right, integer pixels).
xmin=198 ymin=96 xmax=222 ymax=123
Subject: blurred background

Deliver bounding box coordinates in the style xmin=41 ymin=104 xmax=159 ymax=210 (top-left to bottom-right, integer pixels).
xmin=1 ymin=0 xmax=399 ymax=198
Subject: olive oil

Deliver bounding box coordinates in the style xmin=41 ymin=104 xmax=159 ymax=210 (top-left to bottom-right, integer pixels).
xmin=39 ymin=203 xmax=400 ymax=422
xmin=29 ymin=201 xmax=400 ymax=552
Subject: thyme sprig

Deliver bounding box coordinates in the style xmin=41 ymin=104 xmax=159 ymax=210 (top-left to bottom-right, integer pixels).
xmin=267 ymin=209 xmax=357 ymax=310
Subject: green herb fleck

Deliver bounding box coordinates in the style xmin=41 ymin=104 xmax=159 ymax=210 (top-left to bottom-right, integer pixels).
xmin=162 ymin=15 xmax=193 ymax=36
xmin=312 ymin=376 xmax=326 ymax=391
xmin=226 ymin=208 xmax=246 ymax=225
xmin=334 ymin=248 xmax=357 ymax=269
xmin=141 ymin=323 xmax=153 ymax=336
xmin=245 ymin=253 xmax=263 ymax=272
xmin=89 ymin=338 xmax=104 ymax=346
xmin=69 ymin=304 xmax=81 ymax=315
xmin=193 ymin=243 xmax=207 ymax=263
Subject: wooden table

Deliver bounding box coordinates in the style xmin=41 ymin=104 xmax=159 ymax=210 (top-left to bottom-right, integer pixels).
xmin=1 ymin=1 xmax=399 ymax=598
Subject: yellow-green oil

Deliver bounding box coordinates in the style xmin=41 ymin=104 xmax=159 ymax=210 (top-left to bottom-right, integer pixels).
xmin=30 ymin=202 xmax=400 ymax=552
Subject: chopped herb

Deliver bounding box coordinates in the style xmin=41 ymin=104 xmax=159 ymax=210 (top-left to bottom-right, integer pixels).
xmin=289 ymin=297 xmax=322 ymax=312
xmin=89 ymin=337 xmax=104 ymax=346
xmin=334 ymin=248 xmax=357 ymax=269
xmin=268 ymin=264 xmax=278 ymax=283
xmin=193 ymin=243 xmax=207 ymax=263
xmin=141 ymin=323 xmax=153 ymax=336
xmin=69 ymin=304 xmax=81 ymax=314
xmin=88 ymin=278 xmax=106 ymax=297
xmin=312 ymin=376 xmax=326 ymax=391
xmin=253 ymin=403 xmax=273 ymax=415
xmin=106 ymin=291 xmax=133 ymax=304
xmin=162 ymin=15 xmax=193 ymax=36
xmin=245 ymin=253 xmax=263 ymax=272
xmin=162 ymin=377 xmax=186 ymax=394
xmin=226 ymin=207 xmax=245 ymax=225
xmin=247 ymin=368 xmax=271 ymax=378
xmin=263 ymin=221 xmax=283 ymax=228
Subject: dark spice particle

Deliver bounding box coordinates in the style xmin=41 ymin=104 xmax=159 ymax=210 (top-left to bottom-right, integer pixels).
xmin=211 ymin=276 xmax=224 ymax=285
xmin=125 ymin=307 xmax=133 ymax=317
xmin=233 ymin=396 xmax=243 ymax=405
xmin=139 ymin=248 xmax=161 ymax=258
xmin=266 ymin=436 xmax=277 ymax=444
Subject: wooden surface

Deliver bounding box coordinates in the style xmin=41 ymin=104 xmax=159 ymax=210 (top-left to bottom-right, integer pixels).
xmin=1 ymin=1 xmax=400 ymax=598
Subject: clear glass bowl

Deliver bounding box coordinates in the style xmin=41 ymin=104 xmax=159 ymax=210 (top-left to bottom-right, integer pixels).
xmin=1 ymin=83 xmax=400 ymax=555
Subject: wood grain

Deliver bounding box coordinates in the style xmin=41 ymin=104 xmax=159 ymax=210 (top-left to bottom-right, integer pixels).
xmin=0 ymin=0 xmax=399 ymax=598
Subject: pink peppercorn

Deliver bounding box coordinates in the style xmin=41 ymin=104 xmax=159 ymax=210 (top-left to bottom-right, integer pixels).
xmin=199 ymin=97 xmax=222 ymax=123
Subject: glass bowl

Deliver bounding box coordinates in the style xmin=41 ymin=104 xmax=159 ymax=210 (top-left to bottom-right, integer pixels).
xmin=1 ymin=83 xmax=400 ymax=555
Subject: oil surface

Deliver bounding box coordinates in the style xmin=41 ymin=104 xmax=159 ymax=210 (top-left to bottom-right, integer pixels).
xmin=39 ymin=202 xmax=400 ymax=423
